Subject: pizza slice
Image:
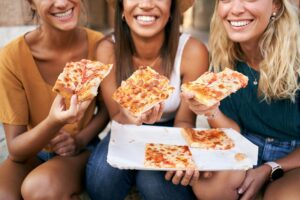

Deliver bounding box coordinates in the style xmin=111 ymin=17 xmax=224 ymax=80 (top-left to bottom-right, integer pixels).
xmin=53 ymin=59 xmax=113 ymax=102
xmin=181 ymin=128 xmax=235 ymax=150
xmin=181 ymin=68 xmax=248 ymax=107
xmin=144 ymin=143 xmax=196 ymax=170
xmin=112 ymin=66 xmax=175 ymax=117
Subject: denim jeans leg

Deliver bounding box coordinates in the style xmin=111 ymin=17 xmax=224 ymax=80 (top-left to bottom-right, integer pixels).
xmin=136 ymin=170 xmax=196 ymax=200
xmin=85 ymin=134 xmax=136 ymax=200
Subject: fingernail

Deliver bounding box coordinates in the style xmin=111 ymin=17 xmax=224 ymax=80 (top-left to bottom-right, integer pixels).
xmin=238 ymin=188 xmax=243 ymax=194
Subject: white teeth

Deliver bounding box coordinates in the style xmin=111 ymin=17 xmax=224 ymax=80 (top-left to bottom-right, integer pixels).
xmin=136 ymin=16 xmax=156 ymax=22
xmin=54 ymin=9 xmax=72 ymax=18
xmin=230 ymin=20 xmax=250 ymax=27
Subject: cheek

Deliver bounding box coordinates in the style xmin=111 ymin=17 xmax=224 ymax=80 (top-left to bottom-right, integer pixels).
xmin=217 ymin=3 xmax=228 ymax=19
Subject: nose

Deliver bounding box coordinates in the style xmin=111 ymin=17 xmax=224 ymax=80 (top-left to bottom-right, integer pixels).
xmin=54 ymin=0 xmax=68 ymax=8
xmin=138 ymin=0 xmax=155 ymax=10
xmin=231 ymin=0 xmax=245 ymax=15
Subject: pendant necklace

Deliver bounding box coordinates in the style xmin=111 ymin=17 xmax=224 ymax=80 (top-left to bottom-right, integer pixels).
xmin=247 ymin=64 xmax=258 ymax=85
xmin=133 ymin=55 xmax=161 ymax=68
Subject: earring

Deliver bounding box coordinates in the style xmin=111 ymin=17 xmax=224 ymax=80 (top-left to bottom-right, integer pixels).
xmin=271 ymin=12 xmax=276 ymax=21
xmin=122 ymin=13 xmax=125 ymax=21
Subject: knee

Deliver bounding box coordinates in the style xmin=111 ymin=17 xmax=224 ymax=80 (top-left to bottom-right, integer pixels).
xmin=21 ymin=171 xmax=61 ymax=200
xmin=0 ymin=190 xmax=19 ymax=200
xmin=192 ymin=171 xmax=245 ymax=200
xmin=264 ymin=183 xmax=296 ymax=200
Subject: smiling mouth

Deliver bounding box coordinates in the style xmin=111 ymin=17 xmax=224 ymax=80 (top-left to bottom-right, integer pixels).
xmin=135 ymin=15 xmax=157 ymax=23
xmin=52 ymin=8 xmax=73 ymax=18
xmin=229 ymin=20 xmax=252 ymax=27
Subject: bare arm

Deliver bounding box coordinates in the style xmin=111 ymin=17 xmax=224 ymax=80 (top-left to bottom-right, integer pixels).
xmin=74 ymin=100 xmax=109 ymax=149
xmin=4 ymin=95 xmax=91 ymax=162
xmin=174 ymin=37 xmax=209 ymax=128
xmin=181 ymin=93 xmax=240 ymax=131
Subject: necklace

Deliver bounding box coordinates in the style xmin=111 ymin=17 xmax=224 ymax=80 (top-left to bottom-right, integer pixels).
xmin=133 ymin=55 xmax=161 ymax=68
xmin=246 ymin=64 xmax=258 ymax=85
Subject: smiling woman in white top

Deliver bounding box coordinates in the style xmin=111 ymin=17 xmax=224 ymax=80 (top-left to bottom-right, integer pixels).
xmin=85 ymin=0 xmax=209 ymax=199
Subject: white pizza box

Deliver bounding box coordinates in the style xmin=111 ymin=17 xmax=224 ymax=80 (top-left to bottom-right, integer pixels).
xmin=107 ymin=121 xmax=258 ymax=171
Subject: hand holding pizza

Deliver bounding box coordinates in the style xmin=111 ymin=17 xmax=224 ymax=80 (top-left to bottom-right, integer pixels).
xmin=118 ymin=102 xmax=164 ymax=125
xmin=48 ymin=94 xmax=92 ymax=125
xmin=181 ymin=92 xmax=220 ymax=118
xmin=181 ymin=68 xmax=248 ymax=117
xmin=139 ymin=103 xmax=164 ymax=124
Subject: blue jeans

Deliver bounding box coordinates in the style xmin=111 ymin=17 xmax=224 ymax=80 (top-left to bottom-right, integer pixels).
xmin=243 ymin=131 xmax=300 ymax=166
xmin=86 ymin=121 xmax=196 ymax=200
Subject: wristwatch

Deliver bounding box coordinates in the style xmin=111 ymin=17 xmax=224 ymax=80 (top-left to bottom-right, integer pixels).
xmin=264 ymin=161 xmax=284 ymax=181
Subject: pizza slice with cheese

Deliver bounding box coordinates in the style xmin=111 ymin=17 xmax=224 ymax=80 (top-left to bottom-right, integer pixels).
xmin=181 ymin=68 xmax=248 ymax=107
xmin=181 ymin=128 xmax=235 ymax=150
xmin=53 ymin=59 xmax=112 ymax=102
xmin=144 ymin=143 xmax=196 ymax=170
xmin=112 ymin=66 xmax=175 ymax=117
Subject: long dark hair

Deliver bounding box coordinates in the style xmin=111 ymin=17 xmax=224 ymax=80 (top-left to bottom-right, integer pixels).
xmin=114 ymin=0 xmax=181 ymax=85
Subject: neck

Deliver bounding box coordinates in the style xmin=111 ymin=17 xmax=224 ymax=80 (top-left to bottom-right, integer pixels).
xmin=131 ymin=32 xmax=164 ymax=61
xmin=36 ymin=26 xmax=82 ymax=51
xmin=240 ymin=41 xmax=263 ymax=70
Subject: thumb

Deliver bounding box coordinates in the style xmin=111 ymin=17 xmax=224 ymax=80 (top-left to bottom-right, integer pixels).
xmin=68 ymin=94 xmax=78 ymax=113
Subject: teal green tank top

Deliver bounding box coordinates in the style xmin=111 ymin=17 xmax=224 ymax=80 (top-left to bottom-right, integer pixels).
xmin=220 ymin=62 xmax=300 ymax=140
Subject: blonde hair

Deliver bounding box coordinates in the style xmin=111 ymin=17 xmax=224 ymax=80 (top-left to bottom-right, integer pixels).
xmin=209 ymin=0 xmax=300 ymax=102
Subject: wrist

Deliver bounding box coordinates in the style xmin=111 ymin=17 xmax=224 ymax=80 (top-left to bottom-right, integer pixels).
xmin=45 ymin=115 xmax=65 ymax=130
xmin=260 ymin=164 xmax=272 ymax=180
xmin=74 ymin=133 xmax=86 ymax=150
xmin=264 ymin=161 xmax=284 ymax=181
xmin=205 ymin=108 xmax=220 ymax=120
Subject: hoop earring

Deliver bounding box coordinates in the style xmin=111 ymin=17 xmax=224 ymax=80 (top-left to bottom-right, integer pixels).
xmin=270 ymin=12 xmax=276 ymax=21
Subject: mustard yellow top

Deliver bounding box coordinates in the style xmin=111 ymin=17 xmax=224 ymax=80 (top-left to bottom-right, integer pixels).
xmin=0 ymin=28 xmax=103 ymax=134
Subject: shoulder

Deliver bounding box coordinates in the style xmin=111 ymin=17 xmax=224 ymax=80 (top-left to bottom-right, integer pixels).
xmin=84 ymin=27 xmax=104 ymax=41
xmin=183 ymin=36 xmax=208 ymax=58
xmin=0 ymin=36 xmax=26 ymax=69
xmin=181 ymin=36 xmax=209 ymax=76
xmin=1 ymin=36 xmax=25 ymax=56
xmin=95 ymin=34 xmax=115 ymax=64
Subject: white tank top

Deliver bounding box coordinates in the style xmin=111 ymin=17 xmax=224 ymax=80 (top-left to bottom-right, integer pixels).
xmin=160 ymin=33 xmax=190 ymax=122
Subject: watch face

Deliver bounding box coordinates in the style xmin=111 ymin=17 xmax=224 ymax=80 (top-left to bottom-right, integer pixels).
xmin=272 ymin=168 xmax=284 ymax=180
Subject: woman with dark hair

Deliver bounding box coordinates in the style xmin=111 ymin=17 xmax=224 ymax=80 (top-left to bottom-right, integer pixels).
xmin=0 ymin=0 xmax=108 ymax=199
xmin=85 ymin=0 xmax=209 ymax=199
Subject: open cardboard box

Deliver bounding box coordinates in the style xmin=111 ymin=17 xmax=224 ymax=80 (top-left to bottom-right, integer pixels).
xmin=107 ymin=121 xmax=258 ymax=171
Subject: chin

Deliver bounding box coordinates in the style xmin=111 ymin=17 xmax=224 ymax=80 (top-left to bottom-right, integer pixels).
xmin=58 ymin=22 xmax=79 ymax=31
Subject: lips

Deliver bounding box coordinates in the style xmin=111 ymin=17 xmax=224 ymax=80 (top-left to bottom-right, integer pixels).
xmin=52 ymin=8 xmax=73 ymax=19
xmin=229 ymin=20 xmax=252 ymax=27
xmin=134 ymin=15 xmax=159 ymax=25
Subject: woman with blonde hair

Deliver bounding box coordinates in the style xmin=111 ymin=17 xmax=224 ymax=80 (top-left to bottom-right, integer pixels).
xmin=85 ymin=0 xmax=209 ymax=199
xmin=178 ymin=0 xmax=300 ymax=199
xmin=0 ymin=0 xmax=108 ymax=199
